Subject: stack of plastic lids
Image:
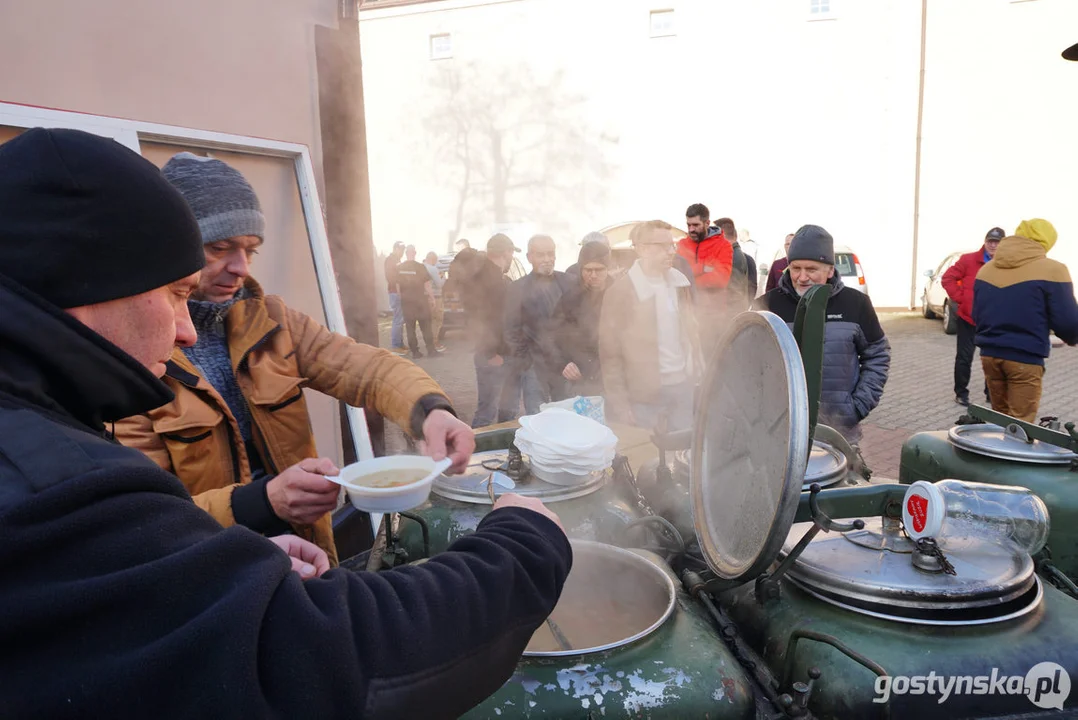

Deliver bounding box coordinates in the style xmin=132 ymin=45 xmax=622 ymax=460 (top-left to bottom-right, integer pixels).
xmin=515 ymin=408 xmax=618 ymax=486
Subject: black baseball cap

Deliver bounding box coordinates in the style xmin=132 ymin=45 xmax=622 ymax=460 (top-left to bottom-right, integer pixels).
xmin=486 ymin=233 xmax=521 ymax=253
xmin=985 ymin=227 xmax=1006 ymax=241
xmin=1064 ymin=42 xmax=1078 ymax=61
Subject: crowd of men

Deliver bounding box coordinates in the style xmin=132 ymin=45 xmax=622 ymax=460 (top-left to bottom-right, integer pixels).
xmin=440 ymin=204 xmax=892 ymax=441
xmin=943 ymin=221 xmax=1078 ymax=422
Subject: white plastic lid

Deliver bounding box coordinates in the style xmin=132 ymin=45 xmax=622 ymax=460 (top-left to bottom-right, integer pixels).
xmin=902 ymin=481 xmax=946 ymax=539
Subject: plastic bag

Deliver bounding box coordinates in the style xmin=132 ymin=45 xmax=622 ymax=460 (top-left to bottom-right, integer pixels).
xmin=539 ymin=396 xmax=606 ymax=425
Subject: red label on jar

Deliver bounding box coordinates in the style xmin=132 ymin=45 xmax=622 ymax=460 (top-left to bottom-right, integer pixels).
xmin=907 ymin=494 xmax=928 ymax=533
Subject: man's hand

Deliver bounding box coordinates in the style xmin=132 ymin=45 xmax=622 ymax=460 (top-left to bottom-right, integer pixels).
xmin=268 ymin=535 xmax=330 ymax=580
xmin=493 ymin=493 xmax=566 ymax=534
xmin=488 ymin=354 xmax=504 ymax=367
xmin=419 ymin=409 xmax=476 ymax=474
xmin=562 ymin=362 xmax=582 ymax=381
xmin=266 ymin=458 xmax=341 ymax=526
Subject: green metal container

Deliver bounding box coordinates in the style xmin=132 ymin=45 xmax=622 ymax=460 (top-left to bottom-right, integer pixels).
xmin=900 ymin=429 xmax=1078 ymax=579
xmin=394 ymin=428 xmax=646 ymax=560
xmin=462 ymin=548 xmax=757 ymax=719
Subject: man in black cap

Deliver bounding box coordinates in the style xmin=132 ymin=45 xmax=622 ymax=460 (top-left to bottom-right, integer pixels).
xmin=754 ymin=224 xmax=891 ymax=442
xmin=941 ymin=227 xmax=1005 ymax=406
xmin=0 ymin=128 xmax=571 ymax=718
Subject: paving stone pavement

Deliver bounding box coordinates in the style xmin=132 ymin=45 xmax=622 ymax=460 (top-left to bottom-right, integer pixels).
xmin=379 ymin=313 xmax=1078 ymax=477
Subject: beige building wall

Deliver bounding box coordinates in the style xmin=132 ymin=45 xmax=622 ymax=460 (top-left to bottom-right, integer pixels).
xmin=0 ymin=0 xmax=348 ymax=463
xmin=359 ymin=0 xmax=1078 ymax=308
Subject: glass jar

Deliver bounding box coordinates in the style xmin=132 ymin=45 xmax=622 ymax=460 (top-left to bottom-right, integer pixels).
xmin=902 ymin=479 xmax=1050 ymax=556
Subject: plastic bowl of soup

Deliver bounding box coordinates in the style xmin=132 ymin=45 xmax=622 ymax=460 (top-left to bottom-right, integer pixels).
xmin=329 ymin=456 xmax=451 ymax=513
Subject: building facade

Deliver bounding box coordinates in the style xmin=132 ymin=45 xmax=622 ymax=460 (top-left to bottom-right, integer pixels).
xmin=359 ymin=0 xmax=1078 ymax=308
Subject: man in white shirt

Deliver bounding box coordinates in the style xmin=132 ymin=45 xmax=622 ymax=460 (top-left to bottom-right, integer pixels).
xmin=599 ymin=220 xmax=702 ymax=432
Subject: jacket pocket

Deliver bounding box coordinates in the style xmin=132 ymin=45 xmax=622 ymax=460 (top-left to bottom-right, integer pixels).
xmin=154 ymin=406 xmax=233 ymax=494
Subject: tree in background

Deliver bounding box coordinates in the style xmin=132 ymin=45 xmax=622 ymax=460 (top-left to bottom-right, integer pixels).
xmin=425 ymin=61 xmax=618 ymax=251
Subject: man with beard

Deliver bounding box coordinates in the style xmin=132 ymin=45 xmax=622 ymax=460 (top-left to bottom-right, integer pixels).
xmin=501 ymin=234 xmax=574 ymax=417
xmin=754 ymin=225 xmax=890 ymax=443
xmin=0 ymin=128 xmax=572 ymax=719
xmin=677 ymin=203 xmax=733 ymax=351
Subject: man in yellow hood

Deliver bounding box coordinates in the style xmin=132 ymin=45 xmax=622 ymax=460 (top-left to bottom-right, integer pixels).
xmin=972 ymin=219 xmax=1078 ymax=422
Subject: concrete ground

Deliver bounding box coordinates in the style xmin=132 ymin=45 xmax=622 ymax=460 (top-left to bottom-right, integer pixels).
xmin=380 ymin=312 xmax=1078 ymax=477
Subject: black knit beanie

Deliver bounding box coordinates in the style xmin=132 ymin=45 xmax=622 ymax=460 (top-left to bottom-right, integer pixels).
xmin=787 ymin=224 xmax=835 ymax=266
xmin=0 ymin=128 xmax=206 ymax=309
xmin=578 ymin=241 xmax=611 ymax=268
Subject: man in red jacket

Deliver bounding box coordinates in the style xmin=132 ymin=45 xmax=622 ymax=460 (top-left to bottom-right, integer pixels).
xmin=941 ymin=227 xmax=1004 ymax=406
xmin=678 ymin=203 xmax=732 ymax=351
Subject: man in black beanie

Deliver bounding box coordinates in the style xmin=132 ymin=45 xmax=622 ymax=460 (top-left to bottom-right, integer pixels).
xmin=550 ymin=241 xmax=613 ymax=398
xmin=0 ymin=128 xmax=572 ymax=719
xmin=754 ymin=224 xmax=891 ymax=442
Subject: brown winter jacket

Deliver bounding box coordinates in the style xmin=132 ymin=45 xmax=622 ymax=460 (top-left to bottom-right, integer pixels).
xmin=599 ymin=262 xmax=702 ymax=422
xmin=115 ymin=279 xmax=449 ymax=566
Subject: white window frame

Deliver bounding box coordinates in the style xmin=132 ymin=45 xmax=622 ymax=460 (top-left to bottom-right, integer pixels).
xmin=429 ymin=33 xmax=453 ymax=60
xmin=808 ymin=0 xmax=837 ymax=21
xmin=649 ymin=9 xmax=676 ymax=38
xmin=0 ymin=100 xmax=375 ymax=465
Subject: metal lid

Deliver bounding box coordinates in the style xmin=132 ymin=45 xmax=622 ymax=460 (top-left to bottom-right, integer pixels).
xmin=805 ymin=440 xmax=848 ymax=488
xmin=690 ymin=311 xmax=810 ymax=582
xmin=431 ymin=449 xmax=605 ymax=505
xmin=948 ymin=423 xmax=1077 ymax=465
xmin=781 ymin=517 xmax=1041 ymax=625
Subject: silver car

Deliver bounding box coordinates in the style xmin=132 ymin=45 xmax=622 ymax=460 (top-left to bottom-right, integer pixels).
xmin=921 ymin=252 xmax=962 ymax=335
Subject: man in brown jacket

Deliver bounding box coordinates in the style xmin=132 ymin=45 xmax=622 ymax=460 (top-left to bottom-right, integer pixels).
xmin=116 ymin=153 xmax=472 ymax=565
xmin=599 ymin=220 xmax=701 ymax=432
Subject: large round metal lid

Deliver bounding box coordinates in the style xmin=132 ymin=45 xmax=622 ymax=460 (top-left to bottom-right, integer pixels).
xmin=690 ymin=311 xmax=810 ymax=581
xmin=948 ymin=423 xmax=1077 ymax=465
xmin=781 ymin=517 xmax=1041 ymax=625
xmin=431 ymin=449 xmax=605 ymax=504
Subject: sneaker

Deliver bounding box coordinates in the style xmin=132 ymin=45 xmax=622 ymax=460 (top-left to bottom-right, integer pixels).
xmin=955 ymin=395 xmax=969 ymax=407
xmin=390 ymin=346 xmax=408 ymax=356
xmin=434 ymin=344 xmax=447 ymax=353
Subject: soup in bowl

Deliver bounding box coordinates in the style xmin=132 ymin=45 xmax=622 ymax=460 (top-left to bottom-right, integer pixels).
xmin=329 ymin=456 xmax=451 ymax=513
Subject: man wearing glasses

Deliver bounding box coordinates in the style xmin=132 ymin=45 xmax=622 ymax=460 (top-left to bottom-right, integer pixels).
xmin=600 ymin=220 xmax=701 ymax=432
xmin=551 ymin=242 xmax=614 ymax=399
xmin=941 ymin=227 xmax=1004 ymax=406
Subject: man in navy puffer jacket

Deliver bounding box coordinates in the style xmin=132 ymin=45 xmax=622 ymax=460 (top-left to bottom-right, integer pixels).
xmin=755 ymin=225 xmax=891 ymax=442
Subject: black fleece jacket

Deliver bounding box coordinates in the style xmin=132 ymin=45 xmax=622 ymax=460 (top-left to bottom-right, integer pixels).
xmin=0 ymin=274 xmax=572 ymax=719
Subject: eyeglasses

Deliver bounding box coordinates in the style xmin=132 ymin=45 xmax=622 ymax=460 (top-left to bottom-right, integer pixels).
xmin=636 ymin=242 xmax=678 ymax=253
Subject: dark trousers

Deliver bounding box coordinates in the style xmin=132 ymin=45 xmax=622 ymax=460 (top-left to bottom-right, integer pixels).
xmin=954 ymin=316 xmax=988 ymax=402
xmin=403 ymin=306 xmax=435 ymax=354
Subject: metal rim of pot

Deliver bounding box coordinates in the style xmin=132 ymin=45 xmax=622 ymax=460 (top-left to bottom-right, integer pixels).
xmin=780 ymin=516 xmax=1042 ymax=625
xmin=521 ymin=540 xmax=677 ymax=657
xmin=689 ymin=311 xmax=810 ymax=582
xmin=431 ymin=449 xmax=606 ymax=504
xmin=948 ymin=423 xmax=1078 ymax=465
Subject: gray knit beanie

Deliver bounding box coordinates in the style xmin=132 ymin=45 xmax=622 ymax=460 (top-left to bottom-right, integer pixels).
xmin=788 ymin=224 xmax=835 ymax=265
xmin=161 ymin=153 xmax=265 ymax=244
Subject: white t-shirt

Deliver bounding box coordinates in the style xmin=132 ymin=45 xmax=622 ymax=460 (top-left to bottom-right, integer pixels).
xmin=645 ymin=273 xmax=687 ymax=380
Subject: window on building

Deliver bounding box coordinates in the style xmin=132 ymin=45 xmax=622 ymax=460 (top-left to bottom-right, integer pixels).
xmin=809 ymin=0 xmax=836 ymax=20
xmin=650 ymin=10 xmax=675 ymax=38
xmin=430 ymin=33 xmax=453 ymax=60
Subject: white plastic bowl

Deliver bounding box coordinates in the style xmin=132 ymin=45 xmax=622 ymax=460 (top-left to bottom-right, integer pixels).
xmin=328 ymin=456 xmax=451 ymax=513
